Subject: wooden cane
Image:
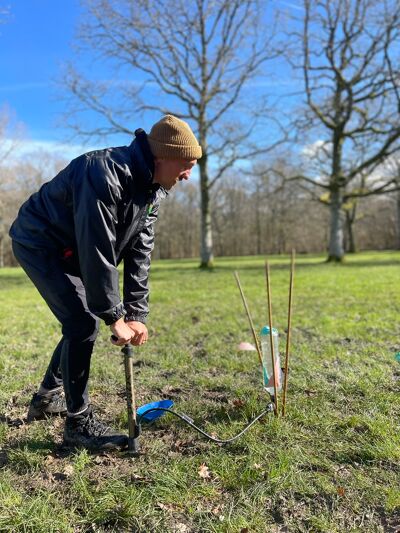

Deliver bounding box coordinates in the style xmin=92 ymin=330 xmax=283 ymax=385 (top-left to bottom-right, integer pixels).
xmin=234 ymin=271 xmax=263 ymax=370
xmin=265 ymin=261 xmax=278 ymax=416
xmin=281 ymin=249 xmax=295 ymax=417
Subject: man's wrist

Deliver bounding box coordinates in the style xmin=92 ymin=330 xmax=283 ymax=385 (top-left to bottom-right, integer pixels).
xmin=102 ymin=303 xmax=127 ymax=326
xmin=110 ymin=317 xmax=125 ymax=327
xmin=124 ymin=314 xmax=147 ymax=324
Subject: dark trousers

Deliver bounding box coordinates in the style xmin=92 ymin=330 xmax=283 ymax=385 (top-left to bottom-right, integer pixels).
xmin=12 ymin=241 xmax=100 ymax=414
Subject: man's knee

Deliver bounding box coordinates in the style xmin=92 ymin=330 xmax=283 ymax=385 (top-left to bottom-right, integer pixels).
xmin=62 ymin=314 xmax=100 ymax=342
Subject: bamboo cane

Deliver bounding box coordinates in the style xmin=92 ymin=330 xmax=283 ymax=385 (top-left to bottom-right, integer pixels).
xmin=281 ymin=249 xmax=295 ymax=417
xmin=265 ymin=260 xmax=278 ymax=416
xmin=233 ymin=271 xmax=263 ymax=370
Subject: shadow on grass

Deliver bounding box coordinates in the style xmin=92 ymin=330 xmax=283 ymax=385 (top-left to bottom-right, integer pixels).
xmin=330 ymin=448 xmax=381 ymax=465
xmin=6 ymin=438 xmax=56 ymax=454
xmin=0 ymin=439 xmax=56 ymax=475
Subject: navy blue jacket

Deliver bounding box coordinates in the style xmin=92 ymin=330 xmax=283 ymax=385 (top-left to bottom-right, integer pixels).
xmin=10 ymin=130 xmax=166 ymax=325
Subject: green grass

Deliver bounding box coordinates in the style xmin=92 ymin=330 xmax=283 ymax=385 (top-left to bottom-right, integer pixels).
xmin=0 ymin=251 xmax=399 ymax=532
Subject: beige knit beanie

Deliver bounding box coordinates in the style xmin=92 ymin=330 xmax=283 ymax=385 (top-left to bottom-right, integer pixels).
xmin=148 ymin=115 xmax=202 ymax=160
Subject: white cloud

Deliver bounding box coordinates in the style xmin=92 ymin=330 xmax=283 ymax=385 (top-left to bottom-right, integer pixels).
xmin=2 ymin=138 xmax=98 ymax=164
xmin=301 ymin=139 xmax=330 ymax=159
xmin=280 ymin=1 xmax=304 ymax=11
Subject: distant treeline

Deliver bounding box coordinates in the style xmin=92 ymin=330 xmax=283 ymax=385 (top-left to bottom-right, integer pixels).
xmin=153 ymin=179 xmax=398 ymax=260
xmin=2 ymin=157 xmax=398 ymax=267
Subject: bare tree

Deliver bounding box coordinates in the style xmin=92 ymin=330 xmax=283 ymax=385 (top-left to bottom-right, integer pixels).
xmin=381 ymin=156 xmax=400 ymax=249
xmin=0 ymin=148 xmax=66 ymax=267
xmin=155 ymin=182 xmax=200 ymax=258
xmin=0 ymin=107 xmax=25 ymax=267
xmin=63 ymin=0 xmax=284 ymax=267
xmin=288 ymin=0 xmax=400 ymax=261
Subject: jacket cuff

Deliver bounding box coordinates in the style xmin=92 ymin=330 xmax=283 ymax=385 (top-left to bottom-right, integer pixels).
xmin=98 ymin=303 xmax=127 ymax=326
xmin=124 ymin=313 xmax=148 ymax=324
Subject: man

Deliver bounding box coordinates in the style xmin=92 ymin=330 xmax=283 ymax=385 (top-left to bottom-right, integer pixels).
xmin=9 ymin=114 xmax=201 ymax=451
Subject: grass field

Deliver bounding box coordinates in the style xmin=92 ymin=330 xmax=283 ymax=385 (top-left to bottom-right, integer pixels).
xmin=0 ymin=251 xmax=399 ymax=532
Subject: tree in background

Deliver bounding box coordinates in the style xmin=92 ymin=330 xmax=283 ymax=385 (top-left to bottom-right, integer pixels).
xmin=0 ymin=129 xmax=66 ymax=267
xmin=0 ymin=108 xmax=24 ymax=267
xmin=210 ymin=158 xmax=329 ymax=257
xmin=288 ymin=0 xmax=400 ymax=261
xmin=155 ymin=182 xmax=200 ymax=259
xmin=63 ymin=0 xmax=284 ymax=267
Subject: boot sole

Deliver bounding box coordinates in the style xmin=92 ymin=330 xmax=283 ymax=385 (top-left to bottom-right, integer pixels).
xmin=62 ymin=437 xmax=128 ymax=452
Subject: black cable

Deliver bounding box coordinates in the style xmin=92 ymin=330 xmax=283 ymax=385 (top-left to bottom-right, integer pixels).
xmin=137 ymin=403 xmax=274 ymax=444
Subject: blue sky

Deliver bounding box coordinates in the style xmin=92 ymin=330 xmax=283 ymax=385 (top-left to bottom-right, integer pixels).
xmin=1 ymin=0 xmax=103 ymax=158
xmin=1 ymin=0 xmax=303 ymax=162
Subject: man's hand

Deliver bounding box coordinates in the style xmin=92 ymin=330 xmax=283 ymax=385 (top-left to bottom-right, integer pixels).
xmin=110 ymin=317 xmax=134 ymax=346
xmin=126 ymin=321 xmax=148 ymax=346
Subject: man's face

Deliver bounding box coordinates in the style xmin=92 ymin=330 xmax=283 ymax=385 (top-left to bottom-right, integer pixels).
xmin=154 ymin=158 xmax=197 ymax=190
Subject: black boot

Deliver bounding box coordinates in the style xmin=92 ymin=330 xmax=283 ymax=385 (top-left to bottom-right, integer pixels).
xmin=27 ymin=387 xmax=67 ymax=422
xmin=63 ymin=406 xmax=128 ymax=451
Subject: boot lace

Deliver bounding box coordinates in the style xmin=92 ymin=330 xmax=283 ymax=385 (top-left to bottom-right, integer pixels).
xmin=84 ymin=411 xmax=111 ymax=437
xmin=48 ymin=390 xmax=66 ymax=409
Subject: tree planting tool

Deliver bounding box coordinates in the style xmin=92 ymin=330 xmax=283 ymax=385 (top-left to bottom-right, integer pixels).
xmin=119 ymin=341 xmax=141 ymax=455
xmin=111 ymin=254 xmax=295 ymax=453
xmin=113 ymin=337 xmax=273 ymax=452
xmin=111 ymin=253 xmax=299 ymax=452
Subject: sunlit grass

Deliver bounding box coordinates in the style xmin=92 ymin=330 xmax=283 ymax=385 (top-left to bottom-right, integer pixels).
xmin=0 ymin=251 xmax=399 ymax=531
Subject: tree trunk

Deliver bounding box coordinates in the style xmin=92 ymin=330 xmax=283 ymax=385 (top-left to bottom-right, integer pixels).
xmin=198 ymin=157 xmax=214 ymax=268
xmin=328 ymin=189 xmax=344 ymax=261
xmin=397 ymin=189 xmax=400 ymax=250
xmin=345 ymin=208 xmax=356 ymax=253
xmin=0 ymin=234 xmax=3 ymax=268
xmin=255 ymin=183 xmax=262 ymax=255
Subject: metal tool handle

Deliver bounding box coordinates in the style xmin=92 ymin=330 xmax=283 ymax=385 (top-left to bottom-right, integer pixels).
xmin=111 ymin=335 xmax=140 ymax=455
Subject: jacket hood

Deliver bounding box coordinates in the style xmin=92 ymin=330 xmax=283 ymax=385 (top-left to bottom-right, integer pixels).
xmin=129 ymin=129 xmax=155 ymax=190
xmin=129 ymin=129 xmax=168 ymax=196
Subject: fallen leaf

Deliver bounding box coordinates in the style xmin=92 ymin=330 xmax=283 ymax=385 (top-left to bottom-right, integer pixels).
xmin=253 ymin=463 xmax=262 ymax=470
xmin=238 ymin=342 xmax=256 ymax=351
xmin=337 ymin=486 xmax=345 ymax=497
xmin=130 ymin=473 xmax=151 ymax=483
xmin=157 ymin=502 xmax=174 ymax=512
xmin=63 ymin=464 xmax=74 ymax=477
xmin=198 ymin=463 xmax=211 ymax=479
xmin=232 ymin=399 xmax=245 ymax=408
xmin=174 ymin=523 xmax=189 ymax=532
